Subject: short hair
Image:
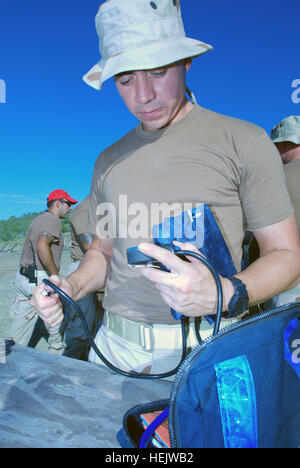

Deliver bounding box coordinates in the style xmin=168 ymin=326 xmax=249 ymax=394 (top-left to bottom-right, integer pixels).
xmin=47 ymin=199 xmax=58 ymax=209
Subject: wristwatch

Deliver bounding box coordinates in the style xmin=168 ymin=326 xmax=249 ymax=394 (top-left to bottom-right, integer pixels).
xmin=226 ymin=276 xmax=249 ymax=318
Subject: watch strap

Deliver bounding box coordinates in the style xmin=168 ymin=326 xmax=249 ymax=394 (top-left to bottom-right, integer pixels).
xmin=226 ymin=276 xmax=249 ymax=318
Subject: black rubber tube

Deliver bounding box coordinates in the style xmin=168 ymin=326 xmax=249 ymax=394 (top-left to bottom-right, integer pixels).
xmin=42 ymin=249 xmax=223 ymax=379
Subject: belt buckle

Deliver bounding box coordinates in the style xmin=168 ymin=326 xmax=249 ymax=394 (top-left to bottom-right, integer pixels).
xmin=139 ymin=322 xmax=154 ymax=352
xmin=105 ymin=311 xmax=154 ymax=352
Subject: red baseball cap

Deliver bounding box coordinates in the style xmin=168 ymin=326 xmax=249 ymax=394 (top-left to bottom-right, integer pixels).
xmin=47 ymin=189 xmax=78 ymax=205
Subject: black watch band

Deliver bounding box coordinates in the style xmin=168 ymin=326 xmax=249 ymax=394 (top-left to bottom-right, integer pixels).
xmin=226 ymin=276 xmax=249 ymax=318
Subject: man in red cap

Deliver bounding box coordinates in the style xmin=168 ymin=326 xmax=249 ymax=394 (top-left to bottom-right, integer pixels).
xmin=7 ymin=190 xmax=77 ymax=353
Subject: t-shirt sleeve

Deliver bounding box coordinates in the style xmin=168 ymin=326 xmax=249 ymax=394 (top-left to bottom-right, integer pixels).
xmin=239 ymin=130 xmax=294 ymax=230
xmin=86 ymin=159 xmax=106 ymax=237
xmin=40 ymin=213 xmax=61 ymax=239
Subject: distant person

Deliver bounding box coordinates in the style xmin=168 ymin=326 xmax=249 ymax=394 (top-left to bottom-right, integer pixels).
xmin=8 ymin=189 xmax=78 ymax=353
xmin=63 ymin=196 xmax=103 ymax=361
xmin=270 ymin=116 xmax=300 ymax=305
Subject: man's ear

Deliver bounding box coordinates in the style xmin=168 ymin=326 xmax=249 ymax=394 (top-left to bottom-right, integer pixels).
xmin=184 ymin=58 xmax=192 ymax=73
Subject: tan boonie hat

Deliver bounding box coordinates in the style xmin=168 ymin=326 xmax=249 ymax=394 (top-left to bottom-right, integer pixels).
xmin=83 ymin=0 xmax=213 ymax=90
xmin=271 ymin=116 xmax=300 ymax=145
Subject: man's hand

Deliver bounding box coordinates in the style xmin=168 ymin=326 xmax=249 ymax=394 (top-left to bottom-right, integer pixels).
xmin=31 ymin=275 xmax=73 ymax=327
xmin=138 ymin=241 xmax=233 ymax=317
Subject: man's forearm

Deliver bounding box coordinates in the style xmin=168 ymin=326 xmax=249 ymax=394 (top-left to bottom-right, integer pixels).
xmin=236 ymin=248 xmax=300 ymax=307
xmin=238 ymin=217 xmax=300 ymax=307
xmin=67 ymin=247 xmax=111 ymax=301
xmin=37 ymin=241 xmax=59 ymax=276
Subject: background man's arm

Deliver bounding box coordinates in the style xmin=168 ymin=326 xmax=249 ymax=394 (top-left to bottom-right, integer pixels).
xmin=37 ymin=232 xmax=59 ymax=276
xmin=77 ymin=232 xmax=93 ymax=253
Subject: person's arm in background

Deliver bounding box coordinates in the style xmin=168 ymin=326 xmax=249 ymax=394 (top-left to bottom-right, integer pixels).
xmin=77 ymin=232 xmax=93 ymax=253
xmin=37 ymin=232 xmax=60 ymax=276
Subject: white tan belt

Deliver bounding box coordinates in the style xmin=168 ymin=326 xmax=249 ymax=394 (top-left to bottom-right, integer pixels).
xmin=102 ymin=310 xmax=216 ymax=352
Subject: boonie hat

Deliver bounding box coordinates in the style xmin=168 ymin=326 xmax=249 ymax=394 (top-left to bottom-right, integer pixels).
xmin=271 ymin=116 xmax=300 ymax=145
xmin=47 ymin=190 xmax=78 ymax=205
xmin=83 ymin=0 xmax=213 ymax=90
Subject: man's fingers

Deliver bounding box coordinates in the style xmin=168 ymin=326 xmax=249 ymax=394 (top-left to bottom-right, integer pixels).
xmin=173 ymin=241 xmax=206 ymax=263
xmin=138 ymin=242 xmax=192 ymax=274
xmin=141 ymin=265 xmax=180 ymax=286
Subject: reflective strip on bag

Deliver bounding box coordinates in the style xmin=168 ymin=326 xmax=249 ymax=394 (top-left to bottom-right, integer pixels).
xmin=214 ymin=355 xmax=258 ymax=448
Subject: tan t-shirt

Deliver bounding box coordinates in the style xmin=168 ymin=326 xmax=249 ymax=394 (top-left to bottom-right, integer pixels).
xmin=20 ymin=211 xmax=64 ymax=271
xmin=70 ymin=196 xmax=90 ymax=262
xmin=87 ymin=105 xmax=293 ymax=324
xmin=284 ymin=159 xmax=300 ymax=233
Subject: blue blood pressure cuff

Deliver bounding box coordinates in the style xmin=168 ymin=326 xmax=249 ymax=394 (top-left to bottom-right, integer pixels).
xmin=152 ymin=204 xmax=237 ymax=278
xmin=127 ymin=205 xmax=237 ymax=322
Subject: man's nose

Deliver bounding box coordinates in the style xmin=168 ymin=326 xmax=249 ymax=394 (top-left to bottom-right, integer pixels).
xmin=135 ymin=74 xmax=156 ymax=104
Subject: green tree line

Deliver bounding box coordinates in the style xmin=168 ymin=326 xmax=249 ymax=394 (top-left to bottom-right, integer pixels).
xmin=0 ymin=212 xmax=70 ymax=242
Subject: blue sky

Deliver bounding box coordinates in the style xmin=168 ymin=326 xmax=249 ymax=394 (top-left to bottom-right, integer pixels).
xmin=0 ymin=0 xmax=299 ymax=220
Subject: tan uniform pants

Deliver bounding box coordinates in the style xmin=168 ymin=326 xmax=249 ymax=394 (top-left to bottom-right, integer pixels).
xmin=88 ymin=310 xmax=238 ymax=378
xmin=270 ymin=283 xmax=300 ymax=308
xmin=8 ymin=270 xmax=63 ymax=353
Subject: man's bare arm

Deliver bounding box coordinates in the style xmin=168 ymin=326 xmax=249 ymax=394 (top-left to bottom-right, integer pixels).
xmin=67 ymin=236 xmax=113 ymax=301
xmin=37 ymin=232 xmax=59 ymax=276
xmin=238 ymin=215 xmax=300 ymax=305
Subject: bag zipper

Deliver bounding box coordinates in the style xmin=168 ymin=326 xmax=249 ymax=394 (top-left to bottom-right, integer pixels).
xmin=168 ymin=303 xmax=300 ymax=447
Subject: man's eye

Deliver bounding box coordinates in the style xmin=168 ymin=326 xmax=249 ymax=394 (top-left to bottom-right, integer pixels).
xmin=118 ymin=75 xmax=132 ymax=85
xmin=150 ymin=69 xmax=166 ymax=77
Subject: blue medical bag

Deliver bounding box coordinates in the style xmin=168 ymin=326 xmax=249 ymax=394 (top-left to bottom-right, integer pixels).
xmin=117 ymin=303 xmax=300 ymax=448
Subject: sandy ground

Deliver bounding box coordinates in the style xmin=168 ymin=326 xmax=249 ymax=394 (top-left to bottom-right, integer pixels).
xmin=0 ymin=235 xmax=71 ymax=351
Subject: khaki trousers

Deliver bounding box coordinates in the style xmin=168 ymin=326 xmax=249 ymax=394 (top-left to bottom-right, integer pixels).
xmin=88 ymin=310 xmax=238 ymax=378
xmin=270 ymin=283 xmax=300 ymax=308
xmin=8 ymin=270 xmax=63 ymax=353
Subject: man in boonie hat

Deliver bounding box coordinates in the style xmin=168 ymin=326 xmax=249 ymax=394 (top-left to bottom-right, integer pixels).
xmin=8 ymin=190 xmax=77 ymax=354
xmin=271 ymin=116 xmax=300 ymax=164
xmin=33 ymin=0 xmax=300 ymax=377
xmin=269 ymin=116 xmax=300 ymax=306
xmin=83 ymin=0 xmax=212 ymax=91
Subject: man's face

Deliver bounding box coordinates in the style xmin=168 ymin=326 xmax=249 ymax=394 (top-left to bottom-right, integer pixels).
xmin=58 ymin=200 xmax=73 ymax=218
xmin=275 ymin=141 xmax=300 ymax=164
xmin=114 ymin=60 xmax=192 ymax=131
